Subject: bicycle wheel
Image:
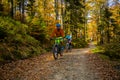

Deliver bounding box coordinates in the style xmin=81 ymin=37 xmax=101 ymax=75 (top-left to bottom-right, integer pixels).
xmin=60 ymin=46 xmax=64 ymax=56
xmin=53 ymin=46 xmax=58 ymax=60
xmin=66 ymin=43 xmax=69 ymax=52
xmin=69 ymin=44 xmax=72 ymax=52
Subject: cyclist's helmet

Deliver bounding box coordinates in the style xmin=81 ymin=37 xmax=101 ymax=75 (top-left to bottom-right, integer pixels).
xmin=56 ymin=23 xmax=61 ymax=29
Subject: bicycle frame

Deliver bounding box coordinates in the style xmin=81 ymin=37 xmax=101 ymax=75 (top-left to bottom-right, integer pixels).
xmin=54 ymin=37 xmax=63 ymax=44
xmin=52 ymin=37 xmax=64 ymax=60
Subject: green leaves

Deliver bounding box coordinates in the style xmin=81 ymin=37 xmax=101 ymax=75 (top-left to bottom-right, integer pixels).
xmin=0 ymin=17 xmax=45 ymax=61
xmin=64 ymin=0 xmax=85 ymax=39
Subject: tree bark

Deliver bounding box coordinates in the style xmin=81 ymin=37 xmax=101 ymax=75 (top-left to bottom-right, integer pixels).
xmin=22 ymin=0 xmax=25 ymax=23
xmin=11 ymin=0 xmax=14 ymax=18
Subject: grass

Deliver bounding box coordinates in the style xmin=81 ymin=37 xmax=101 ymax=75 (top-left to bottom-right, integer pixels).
xmin=91 ymin=46 xmax=110 ymax=60
xmin=91 ymin=46 xmax=104 ymax=54
xmin=91 ymin=46 xmax=120 ymax=61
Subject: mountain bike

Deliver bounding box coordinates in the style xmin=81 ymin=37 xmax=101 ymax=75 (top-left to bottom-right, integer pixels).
xmin=65 ymin=39 xmax=72 ymax=52
xmin=52 ymin=37 xmax=64 ymax=60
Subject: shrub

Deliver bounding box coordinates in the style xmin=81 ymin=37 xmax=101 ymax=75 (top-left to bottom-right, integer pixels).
xmin=72 ymin=38 xmax=88 ymax=48
xmin=104 ymin=36 xmax=120 ymax=59
xmin=0 ymin=17 xmax=45 ymax=61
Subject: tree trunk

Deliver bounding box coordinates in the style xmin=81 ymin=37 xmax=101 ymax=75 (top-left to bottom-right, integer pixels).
xmin=22 ymin=0 xmax=25 ymax=23
xmin=11 ymin=0 xmax=14 ymax=18
xmin=19 ymin=1 xmax=22 ymax=21
xmin=107 ymin=25 xmax=110 ymax=43
xmin=83 ymin=0 xmax=86 ymax=41
xmin=55 ymin=0 xmax=59 ymax=20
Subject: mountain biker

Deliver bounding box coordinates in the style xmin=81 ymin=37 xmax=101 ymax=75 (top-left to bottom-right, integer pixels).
xmin=50 ymin=23 xmax=65 ymax=56
xmin=65 ymin=32 xmax=72 ymax=47
xmin=50 ymin=23 xmax=64 ymax=38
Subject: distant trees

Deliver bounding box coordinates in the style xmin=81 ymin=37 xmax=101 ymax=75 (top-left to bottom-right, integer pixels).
xmin=0 ymin=0 xmax=86 ymax=40
xmin=86 ymin=0 xmax=120 ymax=58
xmin=96 ymin=0 xmax=120 ymax=44
xmin=1 ymin=0 xmax=119 ymax=53
xmin=64 ymin=0 xmax=86 ymax=40
xmin=85 ymin=0 xmax=120 ymax=44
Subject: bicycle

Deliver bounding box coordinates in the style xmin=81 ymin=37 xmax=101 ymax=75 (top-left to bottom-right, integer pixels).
xmin=65 ymin=39 xmax=72 ymax=52
xmin=51 ymin=37 xmax=64 ymax=60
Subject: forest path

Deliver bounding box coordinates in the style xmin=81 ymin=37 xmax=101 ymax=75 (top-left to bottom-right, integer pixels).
xmin=0 ymin=43 xmax=120 ymax=80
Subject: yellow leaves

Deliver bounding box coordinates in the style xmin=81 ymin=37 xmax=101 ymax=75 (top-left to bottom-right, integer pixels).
xmin=96 ymin=0 xmax=106 ymax=3
xmin=1 ymin=1 xmax=11 ymax=15
xmin=14 ymin=11 xmax=21 ymax=21
xmin=85 ymin=3 xmax=92 ymax=10
xmin=109 ymin=4 xmax=120 ymax=26
xmin=31 ymin=17 xmax=39 ymax=25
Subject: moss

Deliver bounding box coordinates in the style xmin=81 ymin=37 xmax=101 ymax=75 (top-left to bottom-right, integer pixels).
xmin=0 ymin=17 xmax=45 ymax=62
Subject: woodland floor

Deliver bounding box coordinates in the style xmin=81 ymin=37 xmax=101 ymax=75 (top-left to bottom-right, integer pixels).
xmin=0 ymin=43 xmax=120 ymax=80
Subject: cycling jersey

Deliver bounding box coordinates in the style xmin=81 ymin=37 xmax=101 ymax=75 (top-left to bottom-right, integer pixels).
xmin=51 ymin=29 xmax=64 ymax=38
xmin=65 ymin=35 xmax=72 ymax=40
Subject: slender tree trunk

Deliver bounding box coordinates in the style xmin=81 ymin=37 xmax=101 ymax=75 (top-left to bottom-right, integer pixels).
xmin=11 ymin=0 xmax=14 ymax=18
xmin=55 ymin=0 xmax=59 ymax=20
xmin=83 ymin=0 xmax=86 ymax=41
xmin=22 ymin=0 xmax=25 ymax=23
xmin=0 ymin=0 xmax=3 ymax=12
xmin=107 ymin=23 xmax=110 ymax=43
xmin=19 ymin=1 xmax=22 ymax=21
xmin=61 ymin=0 xmax=64 ymax=28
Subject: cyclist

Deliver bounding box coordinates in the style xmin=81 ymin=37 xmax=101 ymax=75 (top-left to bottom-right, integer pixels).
xmin=65 ymin=32 xmax=72 ymax=50
xmin=50 ymin=23 xmax=65 ymax=56
xmin=50 ymin=23 xmax=64 ymax=38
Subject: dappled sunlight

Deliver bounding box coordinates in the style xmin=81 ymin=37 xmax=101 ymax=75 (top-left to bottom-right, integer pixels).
xmin=0 ymin=0 xmax=120 ymax=79
xmin=44 ymin=53 xmax=55 ymax=61
xmin=0 ymin=47 xmax=120 ymax=80
xmin=65 ymin=48 xmax=90 ymax=56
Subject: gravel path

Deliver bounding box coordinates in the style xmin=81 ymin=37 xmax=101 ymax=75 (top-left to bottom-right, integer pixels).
xmin=0 ymin=43 xmax=120 ymax=80
xmin=44 ymin=48 xmax=101 ymax=80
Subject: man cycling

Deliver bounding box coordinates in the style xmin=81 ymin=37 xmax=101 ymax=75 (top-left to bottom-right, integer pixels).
xmin=50 ymin=23 xmax=64 ymax=38
xmin=65 ymin=32 xmax=72 ymax=51
xmin=50 ymin=23 xmax=65 ymax=56
xmin=65 ymin=32 xmax=72 ymax=44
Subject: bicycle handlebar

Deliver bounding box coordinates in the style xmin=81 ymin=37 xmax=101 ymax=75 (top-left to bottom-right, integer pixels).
xmin=50 ymin=37 xmax=64 ymax=40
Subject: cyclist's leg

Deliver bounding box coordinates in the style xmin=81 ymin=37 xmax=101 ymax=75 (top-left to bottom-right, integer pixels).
xmin=67 ymin=39 xmax=70 ymax=49
xmin=52 ymin=44 xmax=55 ymax=52
xmin=52 ymin=44 xmax=56 ymax=52
xmin=57 ymin=44 xmax=61 ymax=52
xmin=69 ymin=41 xmax=72 ymax=51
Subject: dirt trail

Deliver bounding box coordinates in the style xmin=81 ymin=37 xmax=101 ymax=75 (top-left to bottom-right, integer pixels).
xmin=45 ymin=49 xmax=100 ymax=80
xmin=0 ymin=43 xmax=120 ymax=80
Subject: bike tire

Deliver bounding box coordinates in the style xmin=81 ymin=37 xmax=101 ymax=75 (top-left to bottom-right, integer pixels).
xmin=53 ymin=46 xmax=58 ymax=60
xmin=66 ymin=43 xmax=69 ymax=52
xmin=69 ymin=45 xmax=72 ymax=52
